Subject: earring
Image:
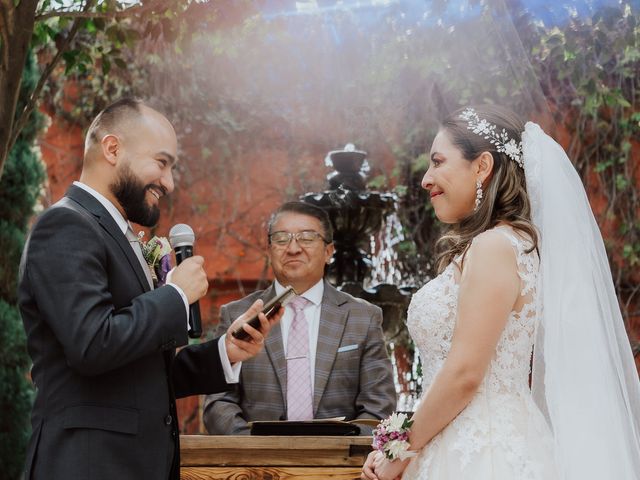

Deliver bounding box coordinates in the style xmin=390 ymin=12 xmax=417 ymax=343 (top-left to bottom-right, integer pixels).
xmin=474 ymin=179 xmax=483 ymax=212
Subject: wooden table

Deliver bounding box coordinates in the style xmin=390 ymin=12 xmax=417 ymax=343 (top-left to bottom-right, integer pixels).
xmin=180 ymin=435 xmax=373 ymax=479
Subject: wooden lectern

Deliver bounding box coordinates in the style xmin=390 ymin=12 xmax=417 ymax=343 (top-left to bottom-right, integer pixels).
xmin=180 ymin=435 xmax=373 ymax=479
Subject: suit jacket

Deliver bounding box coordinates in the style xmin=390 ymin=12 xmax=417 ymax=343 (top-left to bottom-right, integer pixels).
xmin=203 ymin=281 xmax=396 ymax=434
xmin=18 ymin=185 xmax=230 ymax=480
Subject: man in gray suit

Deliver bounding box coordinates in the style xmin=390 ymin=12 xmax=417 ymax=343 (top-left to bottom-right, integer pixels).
xmin=203 ymin=201 xmax=396 ymax=434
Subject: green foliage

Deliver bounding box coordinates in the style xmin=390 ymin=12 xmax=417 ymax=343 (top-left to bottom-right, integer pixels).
xmin=0 ymin=50 xmax=45 ymax=479
xmin=0 ymin=141 xmax=44 ymax=231
xmin=0 ymin=221 xmax=26 ymax=303
xmin=530 ymin=2 xmax=640 ymax=330
xmin=0 ymin=300 xmax=33 ymax=479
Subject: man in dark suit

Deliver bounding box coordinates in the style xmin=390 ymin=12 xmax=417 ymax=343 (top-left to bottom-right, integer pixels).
xmin=18 ymin=98 xmax=281 ymax=480
xmin=203 ymin=202 xmax=396 ymax=434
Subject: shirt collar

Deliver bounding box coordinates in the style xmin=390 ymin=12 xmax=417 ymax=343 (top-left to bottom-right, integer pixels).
xmin=73 ymin=181 xmax=129 ymax=235
xmin=274 ymin=278 xmax=324 ymax=306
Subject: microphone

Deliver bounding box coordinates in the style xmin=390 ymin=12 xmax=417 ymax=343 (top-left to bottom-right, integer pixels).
xmin=169 ymin=224 xmax=202 ymax=338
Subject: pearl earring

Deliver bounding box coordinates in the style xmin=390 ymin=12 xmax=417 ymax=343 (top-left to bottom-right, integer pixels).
xmin=474 ymin=179 xmax=483 ymax=211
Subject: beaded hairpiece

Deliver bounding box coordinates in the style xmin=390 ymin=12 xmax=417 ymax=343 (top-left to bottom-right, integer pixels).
xmin=459 ymin=108 xmax=524 ymax=168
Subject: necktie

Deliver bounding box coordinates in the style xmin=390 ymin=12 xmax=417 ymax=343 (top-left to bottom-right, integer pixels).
xmin=125 ymin=227 xmax=154 ymax=290
xmin=286 ymin=296 xmax=313 ymax=420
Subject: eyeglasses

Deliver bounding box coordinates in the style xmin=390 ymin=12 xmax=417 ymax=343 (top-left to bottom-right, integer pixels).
xmin=269 ymin=230 xmax=328 ymax=247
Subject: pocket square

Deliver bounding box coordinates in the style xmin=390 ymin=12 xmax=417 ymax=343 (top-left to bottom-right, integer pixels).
xmin=337 ymin=344 xmax=358 ymax=353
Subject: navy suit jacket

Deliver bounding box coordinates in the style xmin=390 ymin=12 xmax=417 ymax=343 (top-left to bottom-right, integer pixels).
xmin=18 ymin=185 xmax=230 ymax=480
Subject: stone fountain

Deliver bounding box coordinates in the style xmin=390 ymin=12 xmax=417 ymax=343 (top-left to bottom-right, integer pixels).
xmin=301 ymin=144 xmax=420 ymax=411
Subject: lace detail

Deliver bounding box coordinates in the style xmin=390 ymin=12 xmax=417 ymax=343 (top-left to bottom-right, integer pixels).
xmin=405 ymin=226 xmax=555 ymax=480
xmin=523 ymin=122 xmax=543 ymax=227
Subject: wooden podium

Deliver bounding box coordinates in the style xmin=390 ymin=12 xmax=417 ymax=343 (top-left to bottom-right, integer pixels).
xmin=180 ymin=435 xmax=372 ymax=479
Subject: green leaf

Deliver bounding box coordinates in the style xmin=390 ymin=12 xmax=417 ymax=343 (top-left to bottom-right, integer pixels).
xmin=62 ymin=49 xmax=79 ymax=73
xmin=102 ymin=57 xmax=111 ymax=75
xmin=367 ymin=174 xmax=388 ymax=190
xmin=393 ymin=185 xmax=408 ymax=197
xmin=615 ymin=174 xmax=629 ymax=191
xmin=84 ymin=19 xmax=97 ymax=34
xmin=617 ymin=96 xmax=631 ymax=108
xmin=411 ymin=153 xmax=429 ymax=174
xmin=594 ymin=160 xmax=613 ymax=173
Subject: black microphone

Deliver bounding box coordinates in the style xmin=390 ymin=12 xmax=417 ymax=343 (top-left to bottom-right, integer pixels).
xmin=169 ymin=224 xmax=202 ymax=338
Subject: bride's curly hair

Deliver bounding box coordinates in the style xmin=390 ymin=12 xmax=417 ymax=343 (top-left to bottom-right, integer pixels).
xmin=435 ymin=104 xmax=538 ymax=273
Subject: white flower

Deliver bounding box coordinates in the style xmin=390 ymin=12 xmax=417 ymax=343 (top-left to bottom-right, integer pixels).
xmin=504 ymin=139 xmax=522 ymax=159
xmin=387 ymin=412 xmax=408 ymax=431
xmin=386 ymin=440 xmax=406 ymax=458
xmin=386 ymin=440 xmax=417 ymax=460
xmin=476 ymin=119 xmax=491 ymax=134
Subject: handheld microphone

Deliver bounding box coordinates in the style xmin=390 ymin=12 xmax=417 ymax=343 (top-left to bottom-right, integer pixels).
xmin=169 ymin=224 xmax=202 ymax=338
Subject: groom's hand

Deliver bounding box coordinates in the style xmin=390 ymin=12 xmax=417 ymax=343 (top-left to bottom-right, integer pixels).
xmin=167 ymin=256 xmax=208 ymax=304
xmin=224 ymin=299 xmax=284 ymax=364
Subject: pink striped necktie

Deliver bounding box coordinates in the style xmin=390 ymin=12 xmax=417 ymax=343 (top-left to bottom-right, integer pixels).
xmin=286 ymin=295 xmax=313 ymax=420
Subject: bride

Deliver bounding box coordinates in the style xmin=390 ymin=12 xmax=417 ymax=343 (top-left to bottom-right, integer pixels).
xmin=362 ymin=105 xmax=640 ymax=480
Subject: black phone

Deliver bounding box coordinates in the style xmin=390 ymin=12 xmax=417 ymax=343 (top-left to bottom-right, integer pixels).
xmin=231 ymin=286 xmax=297 ymax=341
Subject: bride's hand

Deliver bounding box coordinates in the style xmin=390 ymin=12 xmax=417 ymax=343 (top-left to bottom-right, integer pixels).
xmin=372 ymin=454 xmax=409 ymax=480
xmin=361 ymin=450 xmax=381 ymax=479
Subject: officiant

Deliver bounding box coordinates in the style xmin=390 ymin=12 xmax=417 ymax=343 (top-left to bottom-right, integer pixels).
xmin=203 ymin=201 xmax=396 ymax=435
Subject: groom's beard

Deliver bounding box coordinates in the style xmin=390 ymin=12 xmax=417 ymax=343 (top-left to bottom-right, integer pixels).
xmin=110 ymin=164 xmax=162 ymax=227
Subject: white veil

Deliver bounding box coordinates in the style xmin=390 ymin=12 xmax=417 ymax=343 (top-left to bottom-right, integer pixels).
xmin=523 ymin=122 xmax=640 ymax=479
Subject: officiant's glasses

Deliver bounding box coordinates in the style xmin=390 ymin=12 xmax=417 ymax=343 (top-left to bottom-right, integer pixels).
xmin=269 ymin=230 xmax=328 ymax=247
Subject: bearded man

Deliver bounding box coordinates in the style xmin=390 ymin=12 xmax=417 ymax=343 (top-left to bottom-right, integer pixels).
xmin=17 ymin=98 xmax=281 ymax=480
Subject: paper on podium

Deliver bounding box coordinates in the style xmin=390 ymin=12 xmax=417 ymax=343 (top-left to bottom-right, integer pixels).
xmin=248 ymin=417 xmax=379 ymax=436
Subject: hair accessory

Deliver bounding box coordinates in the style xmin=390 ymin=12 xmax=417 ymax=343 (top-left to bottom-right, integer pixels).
xmin=460 ymin=108 xmax=524 ymax=168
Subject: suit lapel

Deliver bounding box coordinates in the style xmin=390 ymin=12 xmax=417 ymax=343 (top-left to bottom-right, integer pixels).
xmin=262 ymin=285 xmax=288 ymax=403
xmin=313 ymin=281 xmax=349 ymax=414
xmin=66 ymin=185 xmax=151 ymax=293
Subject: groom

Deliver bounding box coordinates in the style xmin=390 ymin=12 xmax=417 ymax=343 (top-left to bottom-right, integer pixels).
xmin=18 ymin=98 xmax=281 ymax=480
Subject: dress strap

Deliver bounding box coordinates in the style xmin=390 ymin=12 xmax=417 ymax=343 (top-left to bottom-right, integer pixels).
xmin=492 ymin=226 xmax=538 ymax=297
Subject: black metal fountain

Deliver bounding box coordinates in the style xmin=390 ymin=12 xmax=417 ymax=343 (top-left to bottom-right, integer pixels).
xmin=301 ymin=144 xmax=420 ymax=411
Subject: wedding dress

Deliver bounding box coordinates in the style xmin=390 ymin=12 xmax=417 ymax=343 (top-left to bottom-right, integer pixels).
xmin=402 ymin=225 xmax=559 ymax=480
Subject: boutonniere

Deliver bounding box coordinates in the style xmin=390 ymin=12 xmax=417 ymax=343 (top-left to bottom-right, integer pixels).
xmin=138 ymin=232 xmax=172 ymax=287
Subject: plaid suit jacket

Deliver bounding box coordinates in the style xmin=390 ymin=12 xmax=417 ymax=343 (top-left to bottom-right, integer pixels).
xmin=203 ymin=280 xmax=396 ymax=434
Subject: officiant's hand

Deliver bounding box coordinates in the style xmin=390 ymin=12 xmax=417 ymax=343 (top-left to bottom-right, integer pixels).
xmin=225 ymin=299 xmax=283 ymax=364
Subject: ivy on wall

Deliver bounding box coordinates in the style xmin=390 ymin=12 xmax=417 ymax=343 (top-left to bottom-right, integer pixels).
xmin=529 ymin=4 xmax=640 ymax=346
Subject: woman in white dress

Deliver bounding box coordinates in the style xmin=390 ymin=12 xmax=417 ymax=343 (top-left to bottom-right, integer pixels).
xmin=362 ymin=105 xmax=640 ymax=480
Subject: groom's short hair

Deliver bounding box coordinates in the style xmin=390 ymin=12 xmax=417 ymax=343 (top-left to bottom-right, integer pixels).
xmin=84 ymin=97 xmax=144 ymax=153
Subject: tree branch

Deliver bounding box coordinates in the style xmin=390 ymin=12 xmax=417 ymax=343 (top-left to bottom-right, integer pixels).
xmin=7 ymin=0 xmax=97 ymax=157
xmin=0 ymin=1 xmax=12 ymax=68
xmin=36 ymin=0 xmax=176 ymax=21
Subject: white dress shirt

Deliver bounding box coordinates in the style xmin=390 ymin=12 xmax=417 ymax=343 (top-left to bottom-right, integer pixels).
xmin=274 ymin=278 xmax=324 ymax=392
xmin=73 ymin=181 xmax=240 ymax=382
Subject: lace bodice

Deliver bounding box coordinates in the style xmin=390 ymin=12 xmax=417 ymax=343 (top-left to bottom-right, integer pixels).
xmin=405 ymin=227 xmax=552 ymax=479
xmin=407 ymin=227 xmax=538 ymax=396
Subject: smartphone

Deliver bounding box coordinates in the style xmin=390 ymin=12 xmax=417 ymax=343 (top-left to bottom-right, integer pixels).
xmin=231 ymin=286 xmax=297 ymax=340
